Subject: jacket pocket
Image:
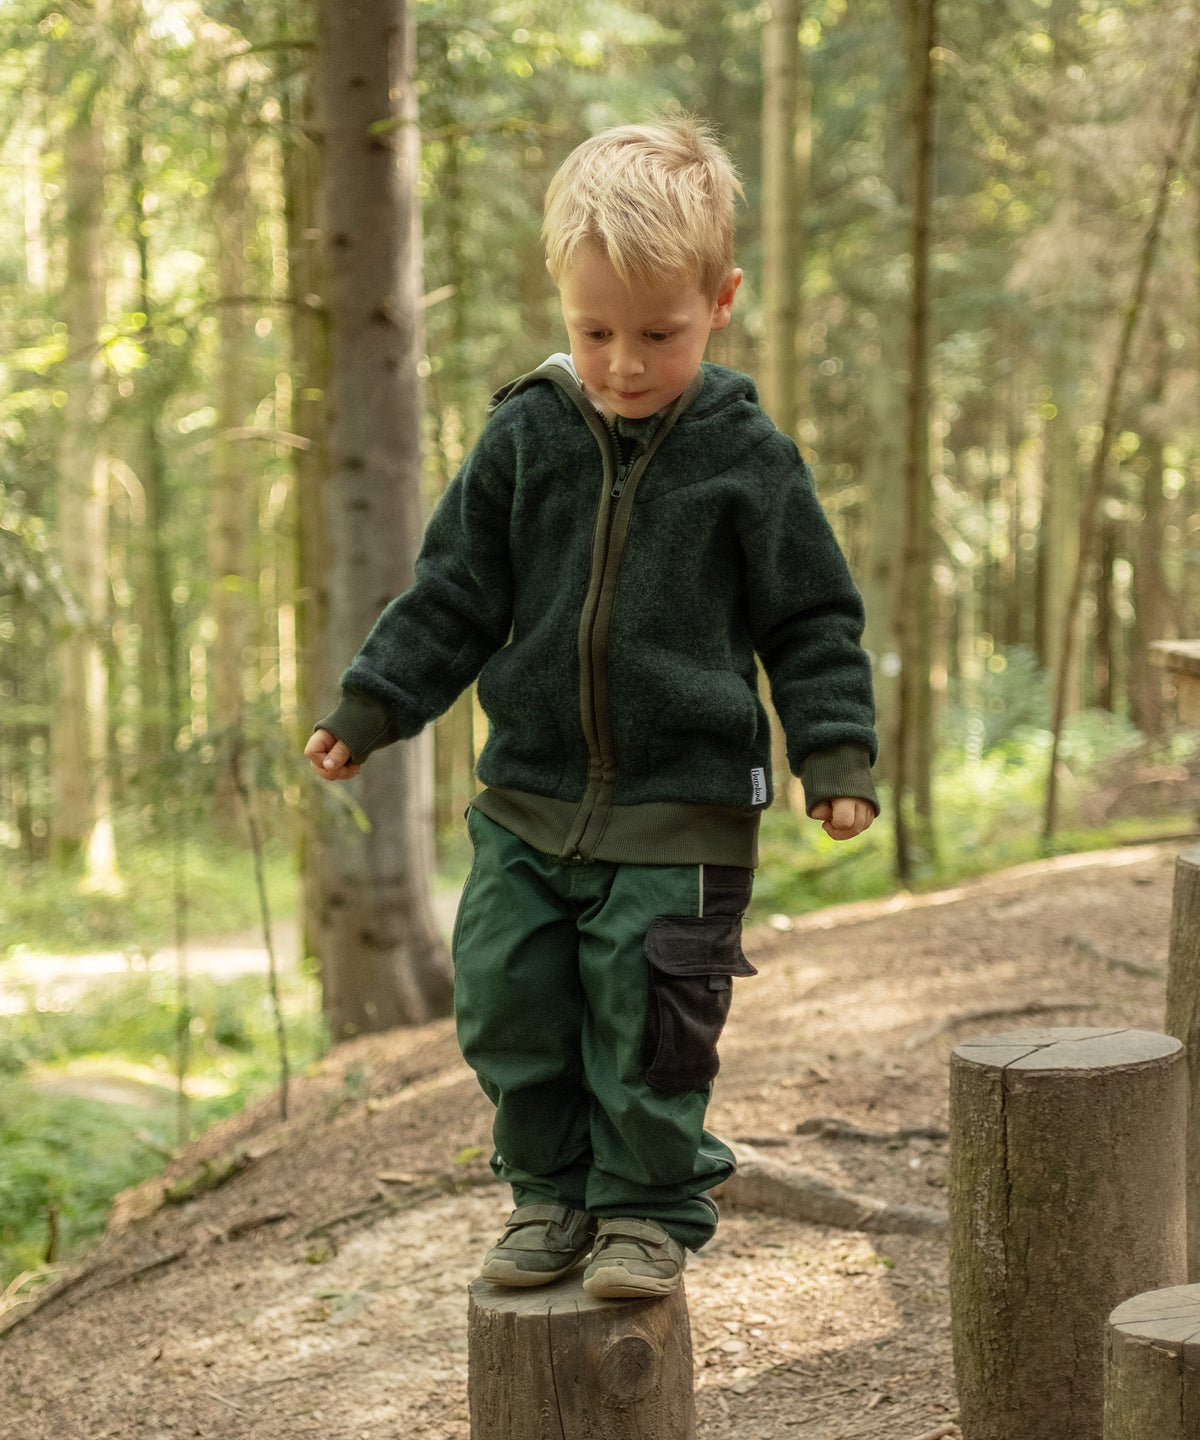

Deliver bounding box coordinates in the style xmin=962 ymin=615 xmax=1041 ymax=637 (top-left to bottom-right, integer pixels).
xmin=642 ymin=915 xmax=758 ymax=1093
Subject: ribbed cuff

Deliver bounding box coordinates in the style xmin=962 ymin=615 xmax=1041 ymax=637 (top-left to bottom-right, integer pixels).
xmin=799 ymin=744 xmax=880 ymax=817
xmin=314 ymin=690 xmax=401 ymax=765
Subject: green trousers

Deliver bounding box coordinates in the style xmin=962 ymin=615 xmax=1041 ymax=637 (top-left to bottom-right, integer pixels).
xmin=452 ymin=808 xmax=756 ymax=1250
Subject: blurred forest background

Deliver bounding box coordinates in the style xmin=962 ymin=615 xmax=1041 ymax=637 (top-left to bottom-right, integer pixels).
xmin=5 ymin=0 xmax=1200 ymax=1293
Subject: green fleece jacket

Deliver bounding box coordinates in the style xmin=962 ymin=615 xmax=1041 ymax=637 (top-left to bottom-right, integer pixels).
xmin=318 ymin=358 xmax=878 ymax=867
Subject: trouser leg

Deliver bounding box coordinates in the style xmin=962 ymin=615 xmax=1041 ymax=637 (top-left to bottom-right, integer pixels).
xmin=452 ymin=811 xmax=591 ymax=1209
xmin=575 ymin=862 xmax=741 ymax=1250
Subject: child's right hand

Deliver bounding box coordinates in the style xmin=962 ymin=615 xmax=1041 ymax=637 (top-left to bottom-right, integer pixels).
xmin=304 ymin=728 xmax=361 ymax=781
xmin=809 ymin=796 xmax=874 ymax=841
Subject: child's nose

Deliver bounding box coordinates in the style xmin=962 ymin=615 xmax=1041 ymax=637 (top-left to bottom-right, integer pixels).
xmin=610 ymin=342 xmax=644 ymax=378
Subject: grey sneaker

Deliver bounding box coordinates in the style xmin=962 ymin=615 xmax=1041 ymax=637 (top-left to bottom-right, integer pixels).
xmin=479 ymin=1203 xmax=596 ymax=1287
xmin=581 ymin=1217 xmax=686 ymax=1299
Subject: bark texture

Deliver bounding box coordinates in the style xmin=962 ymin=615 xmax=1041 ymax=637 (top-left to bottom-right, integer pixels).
xmin=309 ymin=0 xmax=451 ymax=1035
xmin=760 ymin=0 xmax=805 ymax=443
xmin=759 ymin=0 xmax=809 ymax=810
xmin=467 ymin=1273 xmax=695 ymax=1440
xmin=891 ymin=0 xmax=937 ymax=882
xmin=1165 ymin=846 xmax=1200 ymax=1280
xmin=949 ymin=1027 xmax=1187 ymax=1440
xmin=1103 ymin=1285 xmax=1200 ymax=1440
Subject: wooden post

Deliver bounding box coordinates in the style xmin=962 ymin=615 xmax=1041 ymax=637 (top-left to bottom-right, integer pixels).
xmin=1166 ymin=845 xmax=1200 ymax=1280
xmin=1104 ymin=1284 xmax=1200 ymax=1438
xmin=467 ymin=1271 xmax=695 ymax=1440
xmin=949 ymin=1027 xmax=1187 ymax=1440
xmin=1150 ymin=640 xmax=1200 ymax=726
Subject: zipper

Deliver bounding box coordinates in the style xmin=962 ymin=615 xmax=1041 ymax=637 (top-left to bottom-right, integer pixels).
xmin=554 ymin=372 xmax=705 ymax=861
xmin=563 ymin=433 xmax=624 ymax=860
xmin=609 ymin=421 xmax=636 ymax=498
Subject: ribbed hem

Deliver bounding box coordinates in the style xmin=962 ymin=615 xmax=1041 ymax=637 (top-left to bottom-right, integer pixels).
xmin=471 ymin=786 xmax=760 ymax=867
xmin=799 ymin=744 xmax=879 ymax=816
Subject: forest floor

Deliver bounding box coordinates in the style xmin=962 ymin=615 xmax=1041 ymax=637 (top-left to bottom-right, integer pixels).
xmin=0 ymin=839 xmax=1184 ymax=1440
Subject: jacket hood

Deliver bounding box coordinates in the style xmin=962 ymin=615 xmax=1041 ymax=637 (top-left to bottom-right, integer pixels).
xmin=488 ymin=357 xmax=769 ymax=445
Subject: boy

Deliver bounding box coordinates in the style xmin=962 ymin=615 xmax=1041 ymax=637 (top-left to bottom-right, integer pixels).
xmin=306 ymin=116 xmax=877 ymax=1300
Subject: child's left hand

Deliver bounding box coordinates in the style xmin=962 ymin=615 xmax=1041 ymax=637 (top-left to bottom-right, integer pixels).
xmin=809 ymin=797 xmax=875 ymax=841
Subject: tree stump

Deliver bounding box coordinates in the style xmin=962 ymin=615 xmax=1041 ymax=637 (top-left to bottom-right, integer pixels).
xmin=949 ymin=1027 xmax=1187 ymax=1440
xmin=1165 ymin=845 xmax=1200 ymax=1279
xmin=467 ymin=1271 xmax=695 ymax=1440
xmin=1104 ymin=1284 xmax=1200 ymax=1439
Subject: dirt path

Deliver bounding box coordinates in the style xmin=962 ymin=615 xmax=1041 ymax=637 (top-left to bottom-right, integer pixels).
xmin=0 ymin=842 xmax=1179 ymax=1440
xmin=0 ymin=888 xmax=461 ymax=1013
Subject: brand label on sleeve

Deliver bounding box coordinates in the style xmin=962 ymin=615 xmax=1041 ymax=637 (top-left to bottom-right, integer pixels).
xmin=750 ymin=767 xmax=768 ymax=806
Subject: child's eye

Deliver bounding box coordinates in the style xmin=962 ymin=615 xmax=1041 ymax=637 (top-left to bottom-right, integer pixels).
xmin=584 ymin=330 xmax=609 ymax=342
xmin=645 ymin=331 xmax=673 ymax=343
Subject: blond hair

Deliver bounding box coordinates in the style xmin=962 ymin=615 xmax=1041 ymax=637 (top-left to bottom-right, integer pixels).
xmin=542 ymin=115 xmax=742 ymax=299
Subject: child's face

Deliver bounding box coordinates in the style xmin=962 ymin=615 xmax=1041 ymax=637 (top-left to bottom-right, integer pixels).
xmin=557 ymin=246 xmax=741 ymax=421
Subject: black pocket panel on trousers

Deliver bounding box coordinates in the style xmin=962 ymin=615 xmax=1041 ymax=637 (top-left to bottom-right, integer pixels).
xmin=700 ymin=865 xmax=754 ymax=918
xmin=642 ymin=915 xmax=758 ymax=1093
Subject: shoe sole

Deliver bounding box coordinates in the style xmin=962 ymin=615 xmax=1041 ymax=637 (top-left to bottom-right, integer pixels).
xmin=479 ymin=1254 xmax=589 ymax=1288
xmin=582 ymin=1267 xmax=681 ymax=1300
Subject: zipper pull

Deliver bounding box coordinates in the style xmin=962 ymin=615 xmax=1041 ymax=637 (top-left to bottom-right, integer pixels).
xmin=611 ymin=461 xmax=633 ymax=499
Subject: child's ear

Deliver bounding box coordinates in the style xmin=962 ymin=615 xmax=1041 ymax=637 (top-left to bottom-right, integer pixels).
xmin=710 ymin=268 xmax=743 ymax=330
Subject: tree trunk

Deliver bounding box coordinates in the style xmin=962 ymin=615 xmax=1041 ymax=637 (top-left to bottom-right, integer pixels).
xmin=51 ymin=43 xmax=119 ymax=891
xmin=891 ymin=0 xmax=937 ymax=883
xmin=1002 ymin=379 xmax=1033 ymax=651
xmin=424 ymin=131 xmax=480 ymax=838
xmin=760 ymin=0 xmax=805 ymax=444
xmin=860 ymin=307 xmax=906 ymax=783
xmin=467 ymin=1274 xmax=695 ymax=1440
xmin=1129 ymin=318 xmax=1170 ymax=736
xmin=208 ymin=103 xmax=254 ymax=815
xmin=309 ymin=0 xmax=452 ymax=1037
xmin=1036 ymin=390 xmax=1081 ymax=697
xmin=1094 ymin=514 xmax=1117 ymax=711
xmin=126 ymin=66 xmax=181 ymax=771
xmin=863 ymin=3 xmax=927 ymax=789
xmin=760 ymin=0 xmax=809 ymax=809
xmin=949 ymin=1027 xmax=1187 ymax=1440
xmin=1165 ymin=846 xmax=1200 ymax=1281
xmin=1033 ymin=0 xmax=1084 ymax=688
xmin=280 ymin=0 xmax=332 ymax=972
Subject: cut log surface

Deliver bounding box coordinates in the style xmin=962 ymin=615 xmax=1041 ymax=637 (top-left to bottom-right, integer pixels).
xmin=950 ymin=1027 xmax=1187 ymax=1440
xmin=467 ymin=1270 xmax=695 ymax=1440
xmin=1105 ymin=1284 xmax=1200 ymax=1440
xmin=954 ymin=1024 xmax=1177 ymax=1069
